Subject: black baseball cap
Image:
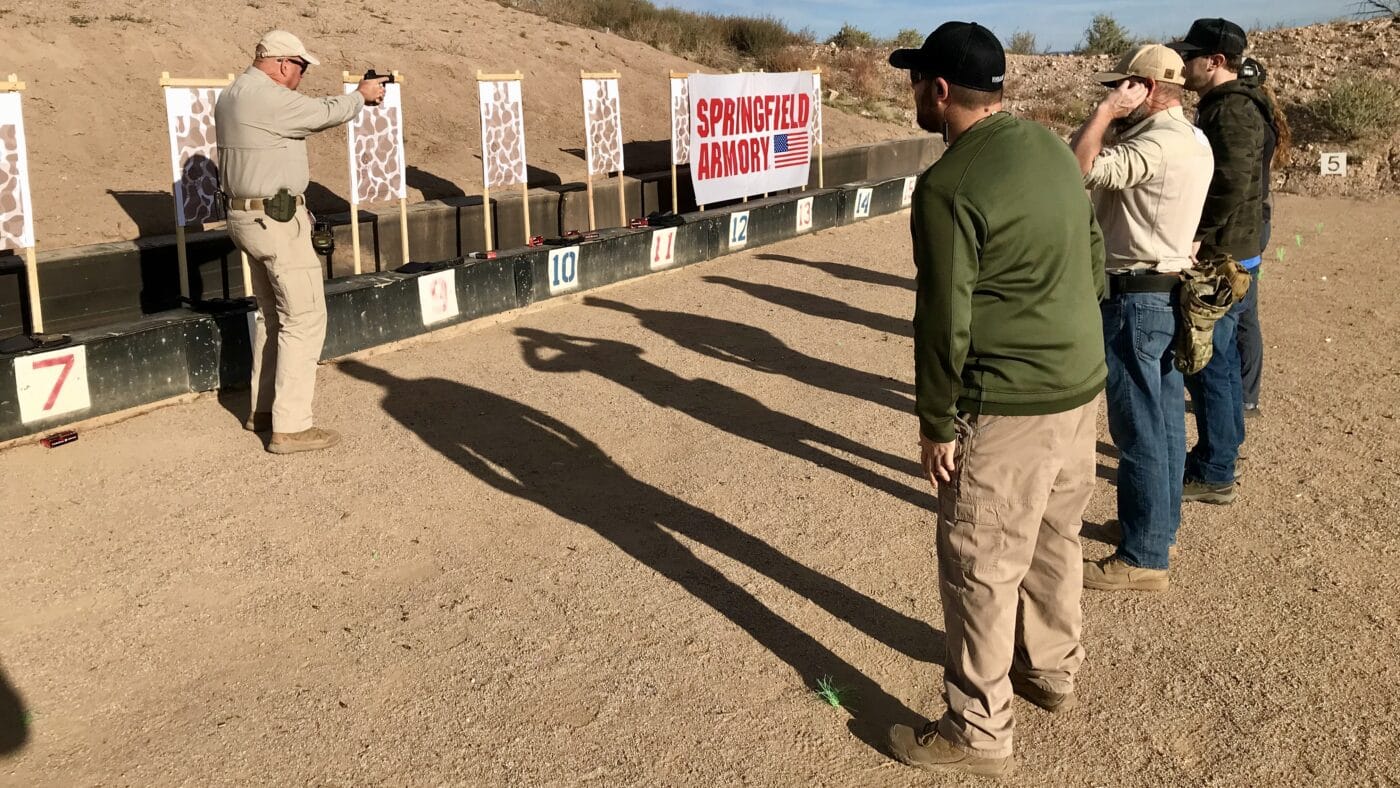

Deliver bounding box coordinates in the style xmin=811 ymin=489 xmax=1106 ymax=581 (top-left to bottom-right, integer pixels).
xmin=888 ymin=22 xmax=1006 ymax=92
xmin=1168 ymin=18 xmax=1248 ymax=59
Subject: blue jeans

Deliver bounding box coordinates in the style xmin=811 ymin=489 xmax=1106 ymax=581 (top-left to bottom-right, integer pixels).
xmin=1102 ymin=292 xmax=1185 ymax=570
xmin=1236 ymin=267 xmax=1262 ymax=408
xmin=1185 ymin=296 xmax=1246 ymax=485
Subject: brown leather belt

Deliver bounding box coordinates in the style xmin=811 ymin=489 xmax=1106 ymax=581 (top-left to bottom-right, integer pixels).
xmin=226 ymin=195 xmax=305 ymax=212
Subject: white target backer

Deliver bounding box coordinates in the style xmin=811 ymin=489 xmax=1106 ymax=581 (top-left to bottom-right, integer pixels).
xmin=0 ymin=91 xmax=37 ymax=250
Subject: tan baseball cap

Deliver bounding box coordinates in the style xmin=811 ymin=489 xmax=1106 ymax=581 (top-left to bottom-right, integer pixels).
xmin=255 ymin=30 xmax=321 ymax=66
xmin=1093 ymin=44 xmax=1186 ymax=86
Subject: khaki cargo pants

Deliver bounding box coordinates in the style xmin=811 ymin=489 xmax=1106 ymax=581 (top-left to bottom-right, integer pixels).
xmin=228 ymin=205 xmax=327 ymax=434
xmin=935 ymin=397 xmax=1099 ymax=758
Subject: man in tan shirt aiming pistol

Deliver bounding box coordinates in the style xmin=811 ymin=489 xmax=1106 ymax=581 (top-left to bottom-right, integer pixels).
xmin=216 ymin=30 xmax=387 ymax=454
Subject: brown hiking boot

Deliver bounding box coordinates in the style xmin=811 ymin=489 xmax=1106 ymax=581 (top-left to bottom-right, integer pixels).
xmin=244 ymin=412 xmax=272 ymax=432
xmin=888 ymin=723 xmax=1014 ymax=778
xmin=1183 ymin=478 xmax=1237 ymax=505
xmin=267 ymin=427 xmax=342 ymax=455
xmin=1010 ymin=673 xmax=1077 ymax=713
xmin=1083 ymin=556 xmax=1168 ymax=591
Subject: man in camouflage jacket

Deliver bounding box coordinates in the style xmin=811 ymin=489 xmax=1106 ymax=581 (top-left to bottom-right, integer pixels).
xmin=1170 ymin=18 xmax=1268 ymax=504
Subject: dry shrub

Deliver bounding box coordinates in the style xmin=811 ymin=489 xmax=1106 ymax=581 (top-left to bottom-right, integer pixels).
xmin=1007 ymin=31 xmax=1039 ymax=55
xmin=756 ymin=46 xmax=812 ymax=74
xmin=1022 ymin=99 xmax=1093 ymax=134
xmin=1315 ymin=74 xmax=1400 ymax=140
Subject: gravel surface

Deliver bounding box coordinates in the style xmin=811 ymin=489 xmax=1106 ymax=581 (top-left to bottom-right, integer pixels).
xmin=2 ymin=194 xmax=1398 ymax=785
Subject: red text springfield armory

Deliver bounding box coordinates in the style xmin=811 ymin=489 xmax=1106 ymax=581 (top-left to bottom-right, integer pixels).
xmin=693 ymin=93 xmax=812 ymax=138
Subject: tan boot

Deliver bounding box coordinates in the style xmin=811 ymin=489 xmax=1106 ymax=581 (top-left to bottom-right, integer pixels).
xmin=888 ymin=723 xmax=1015 ymax=778
xmin=267 ymin=427 xmax=342 ymax=455
xmin=244 ymin=412 xmax=272 ymax=432
xmin=1010 ymin=673 xmax=1077 ymax=713
xmin=1083 ymin=556 xmax=1168 ymax=592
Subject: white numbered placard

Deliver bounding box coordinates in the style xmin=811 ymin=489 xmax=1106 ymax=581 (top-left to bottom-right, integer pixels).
xmin=854 ymin=187 xmax=873 ymax=219
xmin=649 ymin=229 xmax=678 ymax=271
xmin=1320 ymin=152 xmax=1347 ymax=177
xmin=728 ymin=211 xmax=750 ymax=250
xmin=795 ymin=196 xmax=814 ymax=233
xmin=901 ymin=176 xmax=917 ymax=208
xmin=417 ymin=269 xmax=459 ymax=326
xmin=549 ymin=245 xmax=582 ymax=294
xmin=16 ymin=345 xmax=91 ymax=424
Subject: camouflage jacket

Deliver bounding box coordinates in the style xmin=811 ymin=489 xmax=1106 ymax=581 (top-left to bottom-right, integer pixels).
xmin=1194 ymin=80 xmax=1270 ymax=261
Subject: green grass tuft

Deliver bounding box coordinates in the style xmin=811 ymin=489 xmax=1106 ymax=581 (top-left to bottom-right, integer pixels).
xmin=814 ymin=675 xmax=853 ymax=710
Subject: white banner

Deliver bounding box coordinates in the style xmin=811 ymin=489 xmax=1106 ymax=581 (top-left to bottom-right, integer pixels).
xmin=669 ymin=76 xmax=690 ymax=166
xmin=582 ymin=77 xmax=624 ymax=176
xmin=478 ymin=79 xmax=528 ymax=189
xmin=163 ymin=85 xmax=226 ymax=226
xmin=0 ymin=91 xmax=36 ymax=250
xmin=688 ymin=72 xmax=813 ymax=205
xmin=345 ymin=81 xmax=407 ymax=204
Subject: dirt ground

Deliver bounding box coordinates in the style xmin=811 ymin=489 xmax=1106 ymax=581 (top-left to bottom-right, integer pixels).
xmin=2 ymin=193 xmax=1398 ymax=786
xmin=7 ymin=0 xmax=912 ymax=250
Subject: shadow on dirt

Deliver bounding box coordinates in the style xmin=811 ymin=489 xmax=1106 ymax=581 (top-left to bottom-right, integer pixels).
xmin=0 ymin=665 xmax=29 ymax=756
xmin=756 ymin=253 xmax=915 ymax=291
xmin=340 ymin=358 xmax=941 ymax=759
xmin=702 ymin=275 xmax=913 ymax=338
xmin=583 ymin=295 xmax=914 ymax=415
xmin=514 ymin=328 xmax=929 ymax=505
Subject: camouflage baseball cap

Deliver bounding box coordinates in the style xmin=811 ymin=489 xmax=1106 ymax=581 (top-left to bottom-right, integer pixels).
xmin=255 ymin=30 xmax=321 ymax=66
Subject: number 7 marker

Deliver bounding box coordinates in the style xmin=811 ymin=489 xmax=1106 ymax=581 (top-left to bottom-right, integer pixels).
xmin=16 ymin=345 xmax=91 ymax=424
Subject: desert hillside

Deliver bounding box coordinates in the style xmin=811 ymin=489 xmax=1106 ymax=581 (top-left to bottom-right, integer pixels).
xmin=5 ymin=0 xmax=916 ymax=250
xmin=804 ymin=17 xmax=1400 ymax=200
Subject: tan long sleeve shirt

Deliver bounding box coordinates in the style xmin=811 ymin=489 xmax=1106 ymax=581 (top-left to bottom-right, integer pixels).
xmin=215 ymin=67 xmax=364 ymax=200
xmin=1086 ymin=106 xmax=1214 ymax=273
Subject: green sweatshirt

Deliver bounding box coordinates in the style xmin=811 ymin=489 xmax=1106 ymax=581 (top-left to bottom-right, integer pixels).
xmin=912 ymin=112 xmax=1106 ymax=443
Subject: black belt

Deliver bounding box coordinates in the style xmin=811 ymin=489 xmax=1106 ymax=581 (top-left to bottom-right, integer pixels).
xmin=1107 ymin=271 xmax=1180 ymax=296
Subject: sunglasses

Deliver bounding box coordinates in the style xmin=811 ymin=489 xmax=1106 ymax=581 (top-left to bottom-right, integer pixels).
xmin=909 ymin=69 xmax=925 ymax=85
xmin=280 ymin=57 xmax=310 ymax=75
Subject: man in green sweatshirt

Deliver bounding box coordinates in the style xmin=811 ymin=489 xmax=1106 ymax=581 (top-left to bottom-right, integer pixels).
xmin=885 ymin=22 xmax=1106 ymax=779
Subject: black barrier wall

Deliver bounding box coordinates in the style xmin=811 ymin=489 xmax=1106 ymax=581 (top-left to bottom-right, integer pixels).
xmin=0 ymin=137 xmax=938 ymax=336
xmin=0 ymin=174 xmax=921 ymax=442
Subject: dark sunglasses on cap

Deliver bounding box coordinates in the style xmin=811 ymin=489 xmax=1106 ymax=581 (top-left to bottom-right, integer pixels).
xmin=279 ymin=57 xmax=310 ymax=74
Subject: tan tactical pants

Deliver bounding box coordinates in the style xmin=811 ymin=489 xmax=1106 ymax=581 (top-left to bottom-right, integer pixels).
xmin=228 ymin=206 xmax=327 ymax=434
xmin=935 ymin=396 xmax=1099 ymax=758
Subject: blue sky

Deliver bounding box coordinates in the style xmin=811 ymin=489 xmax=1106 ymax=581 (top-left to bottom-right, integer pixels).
xmin=654 ymin=0 xmax=1345 ymax=52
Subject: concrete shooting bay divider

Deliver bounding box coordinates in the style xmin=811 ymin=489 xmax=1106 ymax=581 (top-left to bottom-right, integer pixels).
xmin=0 ymin=148 xmax=932 ymax=443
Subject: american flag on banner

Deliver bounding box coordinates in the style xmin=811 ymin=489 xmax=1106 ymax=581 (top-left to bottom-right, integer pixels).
xmin=773 ymin=130 xmax=809 ymax=168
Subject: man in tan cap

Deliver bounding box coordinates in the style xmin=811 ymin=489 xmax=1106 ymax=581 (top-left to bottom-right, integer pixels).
xmin=216 ymin=31 xmax=387 ymax=454
xmin=1070 ymin=44 xmax=1214 ymax=588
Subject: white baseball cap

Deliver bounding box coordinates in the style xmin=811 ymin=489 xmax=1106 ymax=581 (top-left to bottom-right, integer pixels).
xmin=255 ymin=30 xmax=321 ymax=66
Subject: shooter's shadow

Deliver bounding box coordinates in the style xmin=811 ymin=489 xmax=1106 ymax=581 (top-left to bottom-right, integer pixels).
xmin=0 ymin=663 xmax=29 ymax=755
xmin=339 ymin=360 xmax=931 ymax=754
xmin=583 ymin=296 xmax=914 ymax=414
xmin=702 ymin=275 xmax=913 ymax=338
xmin=515 ymin=328 xmax=931 ymax=507
xmin=757 ymin=253 xmax=915 ymax=291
